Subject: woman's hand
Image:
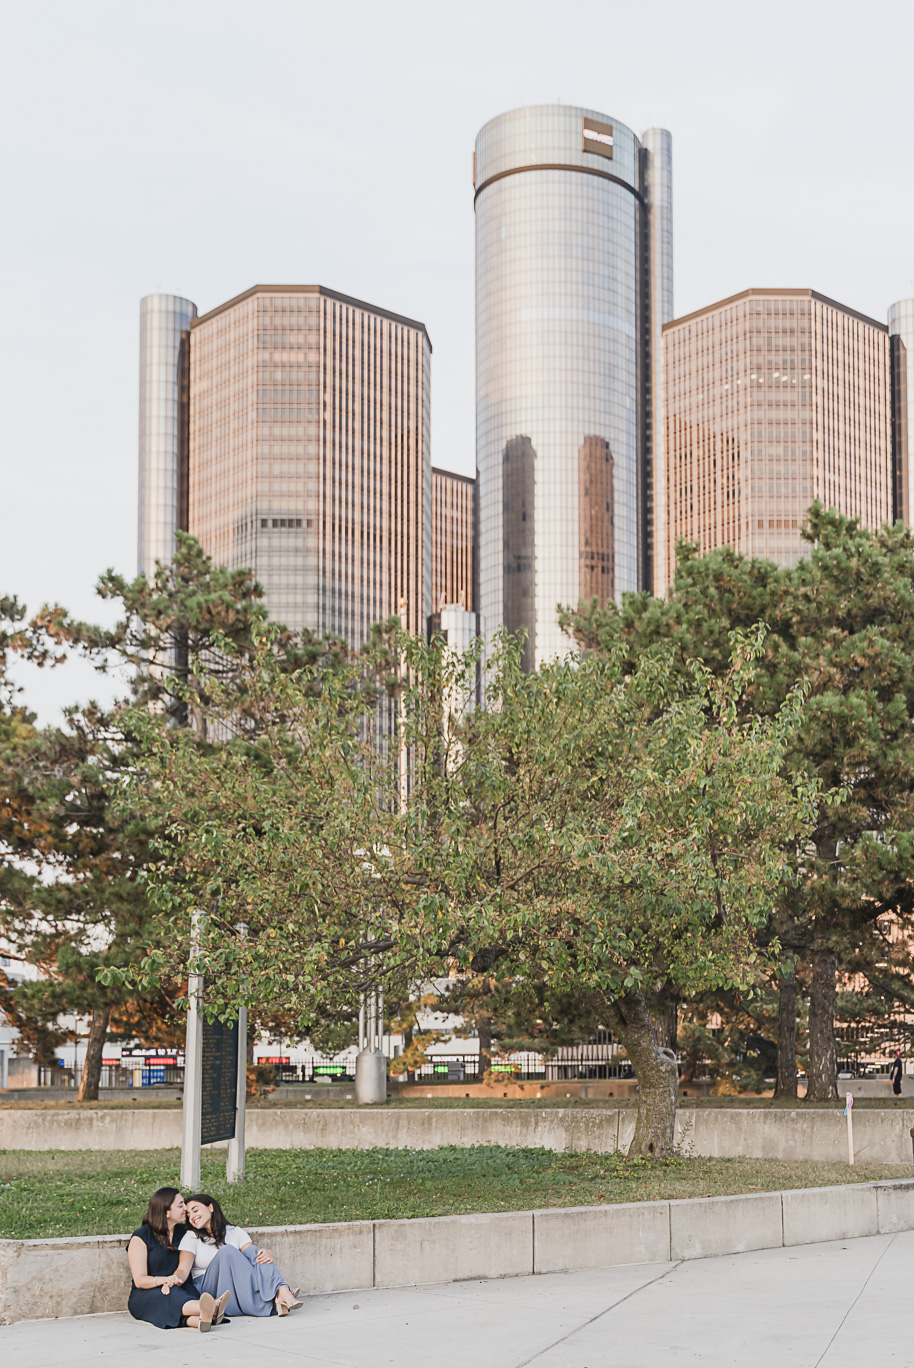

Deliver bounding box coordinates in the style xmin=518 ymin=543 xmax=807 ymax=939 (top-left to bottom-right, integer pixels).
xmin=254 ymin=1248 xmax=274 ymax=1264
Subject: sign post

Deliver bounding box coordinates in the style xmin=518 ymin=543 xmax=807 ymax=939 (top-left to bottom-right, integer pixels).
xmin=844 ymin=1091 xmax=855 ymax=1166
xmin=226 ymin=923 xmax=248 ymax=1184
xmin=180 ymin=909 xmax=204 ymax=1189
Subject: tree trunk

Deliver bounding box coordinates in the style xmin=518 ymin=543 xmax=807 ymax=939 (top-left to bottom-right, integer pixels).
xmin=76 ymin=1008 xmax=110 ymax=1103
xmin=607 ymin=992 xmax=679 ymax=1158
xmin=774 ymin=966 xmax=797 ymax=1100
xmin=477 ymin=1014 xmax=492 ymax=1081
xmin=652 ymin=996 xmax=679 ymax=1054
xmin=806 ymin=948 xmax=838 ymax=1102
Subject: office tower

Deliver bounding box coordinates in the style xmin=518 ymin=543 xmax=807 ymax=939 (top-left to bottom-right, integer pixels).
xmin=657 ymin=288 xmax=894 ymax=593
xmin=888 ymin=299 xmax=912 ymax=522
xmin=432 ymin=467 xmax=476 ymax=612
xmin=474 ymin=105 xmax=673 ymax=668
xmin=137 ymin=293 xmax=197 ymax=577
xmin=187 ymin=284 xmax=432 ymax=645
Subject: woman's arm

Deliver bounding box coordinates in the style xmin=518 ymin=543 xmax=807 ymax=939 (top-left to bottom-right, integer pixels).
xmin=171 ymin=1251 xmax=195 ymax=1285
xmin=127 ymin=1235 xmax=174 ymax=1292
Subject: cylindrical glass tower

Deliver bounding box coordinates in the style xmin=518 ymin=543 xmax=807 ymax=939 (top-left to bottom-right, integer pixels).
xmin=888 ymin=299 xmax=913 ymax=524
xmin=138 ymin=293 xmax=197 ymax=577
xmin=475 ymin=105 xmax=672 ymax=667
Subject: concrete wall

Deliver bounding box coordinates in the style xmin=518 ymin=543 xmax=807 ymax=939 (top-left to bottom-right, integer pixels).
xmin=3 ymin=1106 xmax=914 ymax=1164
xmin=3 ymin=1179 xmax=914 ymax=1325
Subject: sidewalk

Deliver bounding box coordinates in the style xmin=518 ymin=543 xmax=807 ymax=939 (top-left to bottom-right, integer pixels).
xmin=3 ymin=1230 xmax=911 ymax=1367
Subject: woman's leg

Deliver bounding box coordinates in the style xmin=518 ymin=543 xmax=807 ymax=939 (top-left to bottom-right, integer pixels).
xmin=199 ymin=1245 xmax=285 ymax=1317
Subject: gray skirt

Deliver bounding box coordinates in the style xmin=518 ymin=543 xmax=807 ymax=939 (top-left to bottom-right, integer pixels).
xmin=195 ymin=1244 xmax=287 ymax=1317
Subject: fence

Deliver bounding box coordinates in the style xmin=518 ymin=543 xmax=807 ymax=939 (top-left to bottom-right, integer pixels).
xmin=389 ymin=1054 xmax=633 ymax=1085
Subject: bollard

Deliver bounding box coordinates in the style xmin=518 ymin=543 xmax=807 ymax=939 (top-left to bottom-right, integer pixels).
xmin=844 ymin=1092 xmax=854 ymax=1166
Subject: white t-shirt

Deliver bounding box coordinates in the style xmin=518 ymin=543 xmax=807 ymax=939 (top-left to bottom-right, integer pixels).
xmin=179 ymin=1223 xmax=251 ymax=1280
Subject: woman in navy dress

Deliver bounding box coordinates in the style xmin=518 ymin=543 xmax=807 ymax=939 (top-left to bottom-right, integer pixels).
xmin=127 ymin=1187 xmax=229 ymax=1331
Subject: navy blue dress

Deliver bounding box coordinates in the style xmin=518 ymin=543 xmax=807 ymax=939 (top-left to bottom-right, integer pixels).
xmin=127 ymin=1224 xmax=198 ymax=1329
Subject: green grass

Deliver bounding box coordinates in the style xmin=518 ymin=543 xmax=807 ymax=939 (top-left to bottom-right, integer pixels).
xmin=1 ymin=1147 xmax=910 ymax=1240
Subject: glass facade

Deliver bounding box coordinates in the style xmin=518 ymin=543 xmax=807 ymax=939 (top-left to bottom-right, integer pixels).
xmin=189 ymin=285 xmax=432 ymax=644
xmin=475 ymin=105 xmax=672 ymax=667
xmin=659 ymin=289 xmax=894 ymax=591
xmin=888 ymin=298 xmax=913 ymax=523
xmin=432 ymin=467 xmax=475 ymax=611
xmin=138 ymin=293 xmax=197 ymax=576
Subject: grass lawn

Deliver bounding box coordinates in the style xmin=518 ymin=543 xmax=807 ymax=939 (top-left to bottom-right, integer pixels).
xmin=1 ymin=1147 xmax=911 ymax=1240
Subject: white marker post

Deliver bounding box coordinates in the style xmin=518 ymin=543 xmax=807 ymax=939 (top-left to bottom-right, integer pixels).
xmin=844 ymin=1091 xmax=854 ymax=1166
xmin=226 ymin=923 xmax=248 ymax=1183
xmin=180 ymin=909 xmax=205 ymax=1189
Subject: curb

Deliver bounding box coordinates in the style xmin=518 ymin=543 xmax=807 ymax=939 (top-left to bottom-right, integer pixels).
xmin=2 ymin=1177 xmax=914 ymax=1324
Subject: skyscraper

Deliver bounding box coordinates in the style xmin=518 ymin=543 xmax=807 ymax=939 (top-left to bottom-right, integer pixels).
xmin=187 ymin=284 xmax=432 ymax=644
xmin=888 ymin=299 xmax=912 ymax=523
xmin=137 ymin=293 xmax=197 ymax=577
xmin=431 ymin=467 xmax=476 ymax=612
xmin=474 ymin=105 xmax=673 ymax=667
xmin=657 ymin=288 xmax=894 ymax=591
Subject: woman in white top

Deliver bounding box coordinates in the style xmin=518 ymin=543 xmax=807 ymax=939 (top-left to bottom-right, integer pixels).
xmin=176 ymin=1193 xmax=301 ymax=1319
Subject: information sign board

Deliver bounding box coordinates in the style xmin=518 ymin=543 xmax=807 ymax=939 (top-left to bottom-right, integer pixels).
xmin=201 ymin=1016 xmax=238 ymax=1144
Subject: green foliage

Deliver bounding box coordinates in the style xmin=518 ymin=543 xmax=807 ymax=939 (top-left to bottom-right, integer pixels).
xmin=1 ymin=535 xmax=347 ymax=1066
xmin=566 ymin=506 xmax=914 ymax=950
xmin=115 ymin=619 xmax=818 ymax=1040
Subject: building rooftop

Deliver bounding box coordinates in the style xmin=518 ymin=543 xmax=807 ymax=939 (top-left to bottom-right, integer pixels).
xmin=663 ymin=287 xmax=887 ymax=335
xmin=192 ymin=284 xmax=432 ymax=348
xmin=432 ymin=466 xmax=476 ymax=484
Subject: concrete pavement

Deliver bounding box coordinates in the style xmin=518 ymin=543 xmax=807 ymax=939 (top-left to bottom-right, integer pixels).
xmin=3 ymin=1230 xmax=911 ymax=1367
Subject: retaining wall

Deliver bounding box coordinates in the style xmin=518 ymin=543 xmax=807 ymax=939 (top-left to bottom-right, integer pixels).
xmin=2 ymin=1106 xmax=914 ymax=1165
xmin=2 ymin=1179 xmax=913 ymax=1325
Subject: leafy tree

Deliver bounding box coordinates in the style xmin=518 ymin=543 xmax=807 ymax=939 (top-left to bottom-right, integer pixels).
xmin=564 ymin=506 xmax=914 ymax=1102
xmin=114 ymin=623 xmax=816 ymax=1155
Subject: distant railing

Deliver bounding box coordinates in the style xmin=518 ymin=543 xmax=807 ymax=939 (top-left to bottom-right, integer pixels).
xmin=388 ymin=1054 xmax=634 ymax=1084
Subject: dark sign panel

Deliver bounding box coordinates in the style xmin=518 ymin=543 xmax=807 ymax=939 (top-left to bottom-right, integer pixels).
xmin=201 ymin=1016 xmax=238 ymax=1144
xmin=581 ymin=117 xmax=614 ymax=160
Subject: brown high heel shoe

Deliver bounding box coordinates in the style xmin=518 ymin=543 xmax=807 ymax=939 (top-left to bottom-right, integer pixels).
xmin=276 ymin=1286 xmax=303 ymax=1316
xmin=198 ymin=1292 xmax=216 ymax=1332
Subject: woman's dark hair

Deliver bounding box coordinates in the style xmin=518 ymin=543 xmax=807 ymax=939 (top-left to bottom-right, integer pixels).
xmin=186 ymin=1193 xmax=228 ymax=1248
xmin=143 ymin=1187 xmax=182 ymax=1250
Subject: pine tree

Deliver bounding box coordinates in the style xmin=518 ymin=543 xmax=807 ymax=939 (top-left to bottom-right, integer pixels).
xmin=564 ymin=506 xmax=914 ymax=1102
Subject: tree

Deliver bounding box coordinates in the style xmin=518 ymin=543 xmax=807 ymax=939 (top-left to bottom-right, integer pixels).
xmin=0 ymin=700 xmax=167 ymax=1100
xmin=564 ymin=506 xmax=914 ymax=1103
xmin=1 ymin=535 xmax=343 ymax=1100
xmin=114 ymin=623 xmax=816 ymax=1155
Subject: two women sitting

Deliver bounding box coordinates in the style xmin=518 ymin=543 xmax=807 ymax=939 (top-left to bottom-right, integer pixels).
xmin=127 ymin=1186 xmax=302 ymax=1332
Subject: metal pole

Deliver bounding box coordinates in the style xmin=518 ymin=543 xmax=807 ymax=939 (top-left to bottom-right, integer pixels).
xmin=227 ymin=922 xmax=248 ymax=1183
xmin=180 ymin=909 xmax=204 ymax=1189
xmin=845 ymin=1092 xmax=854 ymax=1166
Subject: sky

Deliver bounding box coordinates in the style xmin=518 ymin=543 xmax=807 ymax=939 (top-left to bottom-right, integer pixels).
xmin=2 ymin=0 xmax=913 ymax=721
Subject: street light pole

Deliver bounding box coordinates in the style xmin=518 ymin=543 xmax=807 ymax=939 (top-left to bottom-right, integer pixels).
xmin=227 ymin=921 xmax=248 ymax=1183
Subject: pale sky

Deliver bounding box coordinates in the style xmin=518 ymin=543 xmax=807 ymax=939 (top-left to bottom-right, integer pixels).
xmin=3 ymin=0 xmax=913 ymax=720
